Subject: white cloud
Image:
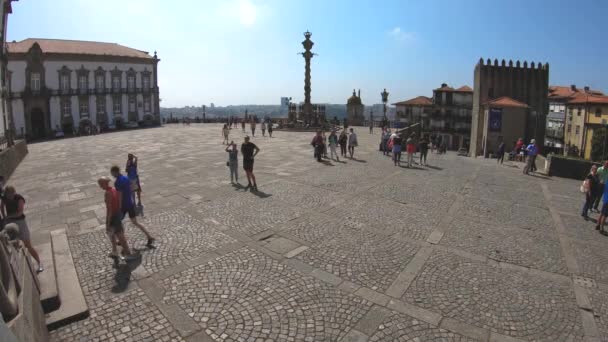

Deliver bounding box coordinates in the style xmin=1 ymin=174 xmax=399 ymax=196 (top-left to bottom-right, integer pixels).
xmin=388 ymin=27 xmax=415 ymax=42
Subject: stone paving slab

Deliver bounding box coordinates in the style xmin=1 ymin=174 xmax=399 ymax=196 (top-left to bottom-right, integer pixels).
xmin=4 ymin=124 xmax=607 ymax=341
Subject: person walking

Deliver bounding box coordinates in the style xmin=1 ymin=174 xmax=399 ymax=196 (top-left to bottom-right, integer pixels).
xmin=382 ymin=128 xmax=391 ymax=156
xmin=593 ymin=161 xmax=608 ymax=212
xmin=322 ymin=132 xmax=328 ymax=158
xmin=523 ymin=139 xmax=537 ymax=175
xmin=348 ymin=128 xmax=358 ymax=159
xmin=339 ymin=130 xmax=348 ymax=157
xmin=406 ymin=136 xmax=416 ymax=168
xmin=392 ymin=133 xmax=402 ymax=166
xmin=261 ymin=121 xmax=266 ymax=137
xmin=497 ymin=140 xmax=505 ymax=164
xmin=241 ymin=120 xmax=246 ymax=133
xmin=1 ymin=186 xmax=43 ymax=272
xmin=226 ymin=141 xmax=239 ymax=184
xmin=596 ymin=178 xmax=608 ymax=234
xmin=241 ymin=136 xmax=260 ymax=191
xmin=126 ymin=154 xmax=143 ymax=207
xmin=267 ymin=122 xmax=273 ymax=138
xmin=111 ymin=166 xmax=156 ymax=248
xmin=222 ymin=124 xmax=230 ymax=145
xmin=250 ymin=119 xmax=257 ymax=137
xmin=369 ymin=120 xmax=373 ymax=134
xmin=311 ymin=131 xmax=324 ymax=162
xmin=328 ymin=130 xmax=339 ymax=162
xmin=582 ymin=165 xmax=599 ymax=220
xmin=419 ymin=136 xmax=429 ymax=166
xmin=98 ymin=177 xmax=133 ymax=260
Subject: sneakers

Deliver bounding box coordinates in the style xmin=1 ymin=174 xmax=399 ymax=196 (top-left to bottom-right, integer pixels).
xmin=146 ymin=238 xmax=156 ymax=249
xmin=37 ymin=264 xmax=44 ymax=273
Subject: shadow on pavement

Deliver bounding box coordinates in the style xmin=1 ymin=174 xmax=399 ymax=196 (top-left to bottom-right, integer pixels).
xmin=112 ymin=252 xmax=142 ymax=293
xmin=319 ymin=160 xmax=335 ymax=166
xmin=399 ymin=165 xmax=428 ymax=171
xmin=251 ymin=190 xmax=272 ymax=198
xmin=350 ymin=158 xmax=367 ymax=163
xmin=528 ymin=173 xmax=552 ymax=180
xmin=426 ymin=165 xmax=443 ymax=170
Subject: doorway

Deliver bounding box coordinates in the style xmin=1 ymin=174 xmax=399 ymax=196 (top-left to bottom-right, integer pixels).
xmin=30 ymin=108 xmax=46 ymax=140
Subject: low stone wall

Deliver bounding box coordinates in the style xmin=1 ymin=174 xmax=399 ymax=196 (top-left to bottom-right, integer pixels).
xmin=0 ymin=140 xmax=28 ymax=180
xmin=547 ymin=155 xmax=600 ymax=180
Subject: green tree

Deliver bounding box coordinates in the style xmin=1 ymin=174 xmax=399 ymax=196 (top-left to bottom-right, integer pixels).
xmin=591 ymin=127 xmax=608 ymax=162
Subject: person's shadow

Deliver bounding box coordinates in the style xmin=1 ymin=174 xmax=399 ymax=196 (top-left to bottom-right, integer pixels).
xmin=111 ymin=252 xmax=142 ymax=293
xmin=251 ymin=189 xmax=272 ymax=198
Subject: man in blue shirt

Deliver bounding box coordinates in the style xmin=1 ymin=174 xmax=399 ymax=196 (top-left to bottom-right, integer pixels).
xmin=523 ymin=139 xmax=538 ymax=175
xmin=111 ymin=166 xmax=156 ymax=248
xmin=596 ymin=181 xmax=608 ymax=234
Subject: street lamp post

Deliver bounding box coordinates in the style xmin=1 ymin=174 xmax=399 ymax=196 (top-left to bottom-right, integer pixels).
xmin=381 ymin=88 xmax=389 ymax=128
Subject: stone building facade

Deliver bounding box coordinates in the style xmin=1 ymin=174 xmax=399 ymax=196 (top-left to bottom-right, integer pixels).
xmin=0 ymin=0 xmax=15 ymax=139
xmin=394 ymin=84 xmax=472 ymax=150
xmin=469 ymin=58 xmax=549 ymax=157
xmin=7 ymin=38 xmax=160 ymax=140
xmin=563 ymin=93 xmax=608 ymax=160
xmin=346 ymin=89 xmax=364 ymax=126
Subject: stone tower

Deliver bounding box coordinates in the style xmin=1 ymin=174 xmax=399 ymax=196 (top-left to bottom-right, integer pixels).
xmin=469 ymin=58 xmax=549 ymax=156
xmin=300 ymin=31 xmax=315 ymax=123
xmin=347 ymin=89 xmax=364 ymax=126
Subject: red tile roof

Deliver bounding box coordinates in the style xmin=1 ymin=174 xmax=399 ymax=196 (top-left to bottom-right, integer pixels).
xmin=434 ymin=85 xmax=455 ymax=92
xmin=484 ymin=96 xmax=529 ymax=108
xmin=393 ymin=96 xmax=433 ymax=106
xmin=567 ymin=93 xmax=608 ymax=105
xmin=7 ymin=38 xmax=154 ymax=59
xmin=548 ymin=85 xmax=604 ymax=99
xmin=455 ymin=85 xmax=473 ymax=92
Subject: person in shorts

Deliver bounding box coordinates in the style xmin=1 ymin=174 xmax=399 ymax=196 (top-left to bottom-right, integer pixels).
xmin=241 ymin=136 xmax=260 ymax=191
xmin=348 ymin=128 xmax=358 ymax=159
xmin=126 ymin=154 xmax=142 ymax=206
xmin=111 ymin=166 xmax=156 ymax=248
xmin=1 ymin=186 xmax=43 ymax=272
xmin=98 ymin=177 xmax=133 ymax=259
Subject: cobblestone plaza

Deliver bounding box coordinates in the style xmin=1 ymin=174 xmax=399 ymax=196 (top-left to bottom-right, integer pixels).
xmin=8 ymin=124 xmax=608 ymax=341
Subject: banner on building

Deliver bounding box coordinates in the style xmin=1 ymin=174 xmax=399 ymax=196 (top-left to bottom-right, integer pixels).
xmin=489 ymin=108 xmax=502 ymax=132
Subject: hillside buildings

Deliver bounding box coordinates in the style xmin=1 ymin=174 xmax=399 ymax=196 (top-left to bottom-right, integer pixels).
xmin=393 ymin=83 xmax=472 ymax=150
xmin=7 ymin=38 xmax=160 ymax=140
xmin=563 ymin=91 xmax=608 ymax=160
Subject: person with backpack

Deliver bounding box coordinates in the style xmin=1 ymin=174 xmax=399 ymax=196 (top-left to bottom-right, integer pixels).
xmin=311 ymin=131 xmax=324 ymax=162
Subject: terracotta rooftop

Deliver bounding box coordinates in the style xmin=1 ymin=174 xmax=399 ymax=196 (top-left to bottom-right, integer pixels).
xmin=567 ymin=93 xmax=608 ymax=105
xmin=548 ymin=85 xmax=604 ymax=99
xmin=433 ymin=84 xmax=473 ymax=93
xmin=455 ymin=85 xmax=473 ymax=92
xmin=393 ymin=96 xmax=433 ymax=106
xmin=484 ymin=96 xmax=530 ymax=108
xmin=7 ymin=38 xmax=154 ymax=59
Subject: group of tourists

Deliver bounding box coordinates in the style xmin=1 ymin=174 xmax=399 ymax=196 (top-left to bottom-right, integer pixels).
xmin=222 ymin=120 xmax=273 ymax=144
xmin=99 ymin=155 xmax=155 ymax=264
xmin=582 ymin=161 xmax=608 ymax=235
xmin=310 ymin=128 xmax=358 ymax=162
xmin=379 ymin=128 xmax=430 ymax=168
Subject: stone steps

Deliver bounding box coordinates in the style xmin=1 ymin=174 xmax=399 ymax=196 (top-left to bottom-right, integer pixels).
xmin=36 ymin=229 xmax=89 ymax=331
xmin=36 ymin=242 xmax=60 ymax=313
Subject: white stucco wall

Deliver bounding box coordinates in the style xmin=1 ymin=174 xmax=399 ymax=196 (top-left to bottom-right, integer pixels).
xmin=8 ymin=61 xmax=27 ymax=92
xmin=49 ymin=96 xmax=61 ymax=129
xmin=42 ymin=61 xmax=154 ymax=91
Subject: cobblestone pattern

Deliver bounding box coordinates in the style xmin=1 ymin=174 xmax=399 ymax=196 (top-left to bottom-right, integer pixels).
xmin=260 ymin=179 xmax=345 ymax=210
xmin=402 ymin=251 xmax=584 ymax=341
xmin=459 ymin=196 xmax=555 ymax=233
xmin=162 ymin=247 xmax=372 ymax=341
xmin=587 ymin=287 xmax=608 ymax=338
xmin=559 ymin=213 xmax=603 ymax=242
xmin=329 ymin=196 xmax=440 ymax=242
xmin=468 ymin=184 xmax=547 ymax=209
xmin=51 ymin=288 xmax=184 ymax=342
xmin=188 ymin=194 xmax=305 ymax=236
xmin=368 ymin=312 xmax=476 ymax=342
xmin=368 ymin=181 xmax=458 ymax=212
xmin=135 ymin=210 xmax=237 ymax=273
xmin=442 ymin=218 xmax=568 ymax=274
xmin=570 ymin=240 xmax=608 ymax=285
xmin=295 ymin=229 xmax=420 ymax=291
xmin=281 ymin=212 xmax=366 ymax=244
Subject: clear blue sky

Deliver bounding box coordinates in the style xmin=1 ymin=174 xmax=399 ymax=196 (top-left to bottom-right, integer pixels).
xmin=8 ymin=0 xmax=608 ymax=107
